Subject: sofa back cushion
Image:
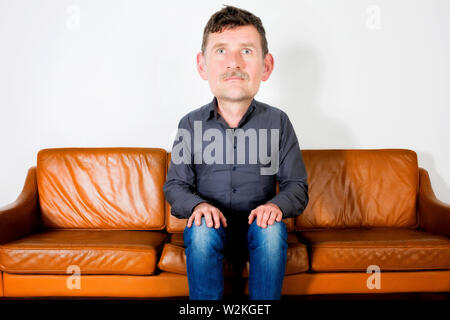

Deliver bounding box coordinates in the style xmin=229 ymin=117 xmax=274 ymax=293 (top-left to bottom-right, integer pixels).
xmin=296 ymin=149 xmax=418 ymax=230
xmin=36 ymin=148 xmax=166 ymax=230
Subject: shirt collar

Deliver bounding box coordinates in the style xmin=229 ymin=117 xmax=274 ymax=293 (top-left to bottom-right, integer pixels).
xmin=205 ymin=96 xmax=257 ymax=123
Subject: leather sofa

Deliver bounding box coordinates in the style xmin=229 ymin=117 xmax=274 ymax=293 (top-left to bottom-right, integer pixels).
xmin=0 ymin=147 xmax=448 ymax=298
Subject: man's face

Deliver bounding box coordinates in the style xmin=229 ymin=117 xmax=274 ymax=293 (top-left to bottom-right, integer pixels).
xmin=197 ymin=25 xmax=274 ymax=103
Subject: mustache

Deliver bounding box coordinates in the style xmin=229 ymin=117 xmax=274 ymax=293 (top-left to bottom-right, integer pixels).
xmin=220 ymin=69 xmax=249 ymax=81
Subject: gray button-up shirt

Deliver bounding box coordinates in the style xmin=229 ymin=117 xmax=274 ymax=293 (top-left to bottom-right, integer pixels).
xmin=163 ymin=97 xmax=308 ymax=219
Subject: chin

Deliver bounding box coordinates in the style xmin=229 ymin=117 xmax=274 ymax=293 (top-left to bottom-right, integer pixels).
xmin=219 ymin=95 xmax=253 ymax=103
xmin=215 ymin=90 xmax=254 ymax=102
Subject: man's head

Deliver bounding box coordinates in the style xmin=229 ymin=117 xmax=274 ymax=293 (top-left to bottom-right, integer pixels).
xmin=201 ymin=6 xmax=269 ymax=58
xmin=197 ymin=5 xmax=274 ymax=103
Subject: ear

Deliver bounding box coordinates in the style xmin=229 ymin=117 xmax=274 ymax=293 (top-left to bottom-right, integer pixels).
xmin=261 ymin=53 xmax=274 ymax=82
xmin=197 ymin=52 xmax=208 ymax=80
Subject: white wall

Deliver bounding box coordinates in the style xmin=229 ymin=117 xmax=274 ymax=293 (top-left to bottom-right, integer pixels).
xmin=1 ymin=0 xmax=449 ymax=206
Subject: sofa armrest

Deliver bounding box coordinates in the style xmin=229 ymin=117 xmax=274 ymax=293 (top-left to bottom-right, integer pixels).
xmin=417 ymin=167 xmax=450 ymax=237
xmin=0 ymin=167 xmax=40 ymax=244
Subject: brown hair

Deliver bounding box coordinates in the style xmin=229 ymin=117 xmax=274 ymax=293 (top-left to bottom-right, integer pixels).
xmin=201 ymin=5 xmax=268 ymax=57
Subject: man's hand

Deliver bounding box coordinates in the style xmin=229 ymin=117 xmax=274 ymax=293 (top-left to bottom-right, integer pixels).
xmin=248 ymin=202 xmax=283 ymax=228
xmin=187 ymin=202 xmax=227 ymax=229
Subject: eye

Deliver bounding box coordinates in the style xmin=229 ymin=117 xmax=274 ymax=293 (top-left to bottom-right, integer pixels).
xmin=217 ymin=48 xmax=226 ymax=54
xmin=242 ymin=48 xmax=252 ymax=54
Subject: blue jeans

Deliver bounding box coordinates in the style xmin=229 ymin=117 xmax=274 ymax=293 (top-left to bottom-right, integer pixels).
xmin=183 ymin=215 xmax=288 ymax=300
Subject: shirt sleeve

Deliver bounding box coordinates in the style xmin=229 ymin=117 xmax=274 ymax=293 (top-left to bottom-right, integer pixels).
xmin=163 ymin=116 xmax=211 ymax=219
xmin=267 ymin=112 xmax=309 ymax=218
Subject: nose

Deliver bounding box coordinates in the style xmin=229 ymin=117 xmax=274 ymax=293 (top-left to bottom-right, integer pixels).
xmin=226 ymin=50 xmax=244 ymax=69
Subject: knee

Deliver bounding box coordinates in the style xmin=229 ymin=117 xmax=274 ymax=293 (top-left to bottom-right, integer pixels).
xmin=184 ymin=217 xmax=225 ymax=253
xmin=247 ymin=220 xmax=287 ymax=251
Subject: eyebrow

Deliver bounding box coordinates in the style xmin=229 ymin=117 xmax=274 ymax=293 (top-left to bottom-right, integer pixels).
xmin=210 ymin=42 xmax=257 ymax=50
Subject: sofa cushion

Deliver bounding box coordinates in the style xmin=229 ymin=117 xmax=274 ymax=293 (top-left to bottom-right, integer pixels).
xmin=300 ymin=228 xmax=450 ymax=271
xmin=297 ymin=149 xmax=418 ymax=230
xmin=157 ymin=233 xmax=309 ymax=276
xmin=36 ymin=148 xmax=167 ymax=229
xmin=0 ymin=230 xmax=168 ymax=275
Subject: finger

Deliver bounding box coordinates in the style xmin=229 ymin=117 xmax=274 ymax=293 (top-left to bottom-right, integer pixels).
xmin=276 ymin=211 xmax=283 ymax=222
xmin=195 ymin=212 xmax=202 ymax=226
xmin=267 ymin=211 xmax=277 ymax=226
xmin=212 ymin=209 xmax=221 ymax=229
xmin=219 ymin=212 xmax=227 ymax=228
xmin=261 ymin=209 xmax=271 ymax=228
xmin=204 ymin=211 xmax=214 ymax=228
xmin=248 ymin=210 xmax=255 ymax=224
xmin=187 ymin=215 xmax=194 ymax=228
xmin=256 ymin=208 xmax=264 ymax=227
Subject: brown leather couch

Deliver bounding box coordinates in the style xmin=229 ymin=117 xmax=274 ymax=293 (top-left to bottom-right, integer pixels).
xmin=0 ymin=148 xmax=449 ymax=298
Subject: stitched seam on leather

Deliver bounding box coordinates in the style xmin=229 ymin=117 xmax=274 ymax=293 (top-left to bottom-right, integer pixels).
xmin=310 ymin=245 xmax=450 ymax=248
xmin=0 ymin=248 xmax=159 ymax=253
xmin=312 ymin=267 xmax=450 ymax=271
xmin=0 ymin=269 xmax=155 ymax=274
xmin=38 ymin=227 xmax=165 ymax=231
xmin=2 ymin=256 xmax=156 ymax=272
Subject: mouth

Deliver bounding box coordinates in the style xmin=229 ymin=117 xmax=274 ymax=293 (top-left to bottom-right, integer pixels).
xmin=225 ymin=77 xmax=244 ymax=81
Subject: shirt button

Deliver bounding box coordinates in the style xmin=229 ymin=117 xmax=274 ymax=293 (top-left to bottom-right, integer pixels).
xmin=233 ymin=145 xmax=236 ymax=149
xmin=232 ymin=188 xmax=237 ymax=193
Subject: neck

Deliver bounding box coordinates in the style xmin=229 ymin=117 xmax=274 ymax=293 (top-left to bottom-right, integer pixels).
xmin=216 ymin=97 xmax=253 ymax=128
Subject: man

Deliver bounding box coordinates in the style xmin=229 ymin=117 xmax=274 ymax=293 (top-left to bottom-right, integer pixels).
xmin=163 ymin=5 xmax=308 ymax=300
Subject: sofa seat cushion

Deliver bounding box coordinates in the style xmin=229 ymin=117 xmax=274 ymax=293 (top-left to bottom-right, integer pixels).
xmin=300 ymin=228 xmax=450 ymax=272
xmin=157 ymin=233 xmax=309 ymax=277
xmin=0 ymin=230 xmax=168 ymax=275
